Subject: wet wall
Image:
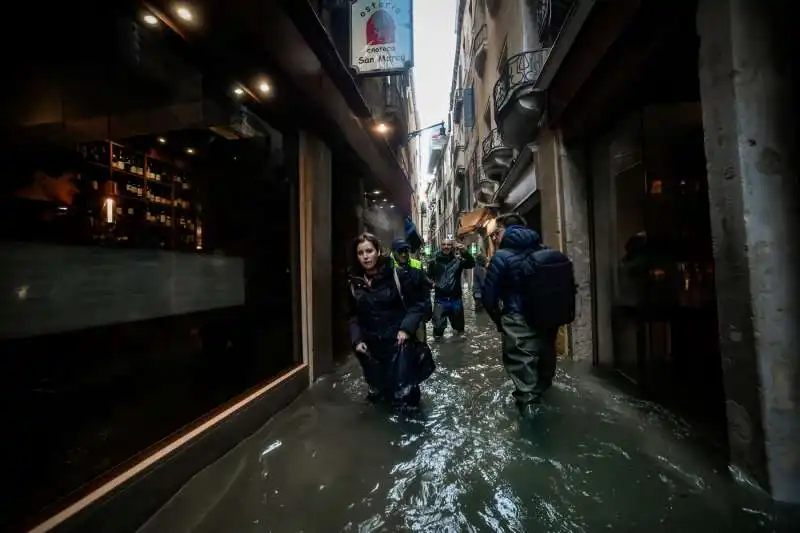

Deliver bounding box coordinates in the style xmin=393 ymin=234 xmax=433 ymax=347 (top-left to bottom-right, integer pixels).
xmin=698 ymin=0 xmax=799 ymax=503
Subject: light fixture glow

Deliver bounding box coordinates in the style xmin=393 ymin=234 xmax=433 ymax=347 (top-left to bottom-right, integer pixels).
xmin=373 ymin=189 xmax=382 ymax=194
xmin=104 ymin=198 xmax=115 ymax=224
xmin=233 ymin=87 xmax=244 ymax=95
xmin=375 ymin=122 xmax=389 ymax=134
xmin=389 ymin=204 xmax=395 ymax=208
xmin=143 ymin=14 xmax=159 ymax=25
xmin=258 ymin=81 xmax=271 ymax=94
xmin=157 ymin=137 xmax=167 ymax=144
xmin=176 ymin=6 xmax=193 ymax=21
xmin=185 ymin=147 xmax=195 ymax=155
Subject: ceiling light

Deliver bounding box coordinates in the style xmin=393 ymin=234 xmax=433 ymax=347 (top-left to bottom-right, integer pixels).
xmin=233 ymin=87 xmax=244 ymax=96
xmin=375 ymin=122 xmax=389 ymax=134
xmin=373 ymin=189 xmax=382 ymax=194
xmin=175 ymin=5 xmax=194 ymax=21
xmin=143 ymin=14 xmax=159 ymax=25
xmin=185 ymin=147 xmax=195 ymax=155
xmin=389 ymin=204 xmax=395 ymax=209
xmin=258 ymin=81 xmax=271 ymax=94
xmin=157 ymin=137 xmax=167 ymax=144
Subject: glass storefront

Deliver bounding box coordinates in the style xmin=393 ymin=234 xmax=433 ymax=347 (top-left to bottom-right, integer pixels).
xmin=0 ymin=4 xmax=299 ymax=530
xmin=591 ymin=104 xmax=723 ymax=432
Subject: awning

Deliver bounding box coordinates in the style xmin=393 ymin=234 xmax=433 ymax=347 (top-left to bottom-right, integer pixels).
xmin=457 ymin=207 xmax=491 ymax=237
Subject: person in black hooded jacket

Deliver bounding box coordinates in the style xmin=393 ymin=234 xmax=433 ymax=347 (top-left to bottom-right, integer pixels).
xmin=347 ymin=232 xmax=432 ymax=407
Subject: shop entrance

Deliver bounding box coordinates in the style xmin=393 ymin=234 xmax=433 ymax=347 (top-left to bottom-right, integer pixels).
xmin=589 ymin=10 xmax=726 ymax=442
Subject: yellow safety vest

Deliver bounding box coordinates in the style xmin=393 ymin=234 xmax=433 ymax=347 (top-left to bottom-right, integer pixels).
xmin=392 ymin=254 xmax=422 ymax=270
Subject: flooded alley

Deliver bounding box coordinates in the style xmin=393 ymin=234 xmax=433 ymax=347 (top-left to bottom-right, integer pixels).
xmin=138 ymin=308 xmax=790 ymax=533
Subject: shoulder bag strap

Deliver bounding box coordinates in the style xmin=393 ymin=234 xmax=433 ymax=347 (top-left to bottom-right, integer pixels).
xmin=392 ymin=268 xmax=406 ymax=309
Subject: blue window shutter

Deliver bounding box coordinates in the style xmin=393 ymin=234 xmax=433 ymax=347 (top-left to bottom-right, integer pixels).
xmin=464 ymin=88 xmax=475 ymax=128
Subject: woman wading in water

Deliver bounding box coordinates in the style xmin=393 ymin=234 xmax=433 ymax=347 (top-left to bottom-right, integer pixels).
xmin=347 ymin=233 xmax=432 ymax=408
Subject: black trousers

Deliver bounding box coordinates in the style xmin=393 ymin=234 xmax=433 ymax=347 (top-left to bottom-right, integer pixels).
xmin=500 ymin=313 xmax=559 ymax=405
xmin=433 ymin=299 xmax=465 ymax=336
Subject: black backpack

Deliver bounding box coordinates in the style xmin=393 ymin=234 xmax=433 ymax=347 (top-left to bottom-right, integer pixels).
xmin=520 ymin=247 xmax=577 ymax=329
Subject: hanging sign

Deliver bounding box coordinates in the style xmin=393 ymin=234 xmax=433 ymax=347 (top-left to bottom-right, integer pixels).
xmin=350 ymin=0 xmax=415 ymax=75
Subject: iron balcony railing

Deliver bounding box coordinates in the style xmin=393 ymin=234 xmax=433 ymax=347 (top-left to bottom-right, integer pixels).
xmin=471 ymin=24 xmax=487 ymax=58
xmin=481 ymin=128 xmax=507 ymax=161
xmin=493 ymin=49 xmax=549 ymax=116
xmin=536 ymin=0 xmax=577 ymax=48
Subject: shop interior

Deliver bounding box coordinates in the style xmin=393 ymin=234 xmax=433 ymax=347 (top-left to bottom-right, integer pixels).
xmin=0 ymin=4 xmax=299 ymax=530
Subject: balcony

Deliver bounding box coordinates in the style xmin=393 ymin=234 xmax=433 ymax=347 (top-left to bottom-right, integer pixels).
xmin=475 ymin=177 xmax=500 ymax=207
xmin=453 ymin=144 xmax=466 ymax=176
xmin=481 ymin=128 xmax=514 ymax=180
xmin=493 ymin=49 xmax=549 ymax=149
xmin=472 ymin=24 xmax=488 ymax=77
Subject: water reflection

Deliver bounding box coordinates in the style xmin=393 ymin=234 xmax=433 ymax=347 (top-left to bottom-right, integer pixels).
xmin=139 ymin=307 xmax=794 ymax=533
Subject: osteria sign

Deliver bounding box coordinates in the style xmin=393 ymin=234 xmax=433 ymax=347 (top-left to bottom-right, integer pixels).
xmin=350 ymin=0 xmax=414 ymax=75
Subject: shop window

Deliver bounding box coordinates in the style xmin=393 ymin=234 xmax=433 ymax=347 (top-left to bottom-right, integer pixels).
xmin=0 ymin=5 xmax=299 ymax=530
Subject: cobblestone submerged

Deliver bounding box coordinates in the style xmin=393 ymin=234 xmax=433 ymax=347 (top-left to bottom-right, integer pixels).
xmin=139 ymin=307 xmax=795 ymax=533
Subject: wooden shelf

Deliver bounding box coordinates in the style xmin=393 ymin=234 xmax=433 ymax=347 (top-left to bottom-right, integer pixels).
xmin=78 ymin=140 xmax=201 ymax=251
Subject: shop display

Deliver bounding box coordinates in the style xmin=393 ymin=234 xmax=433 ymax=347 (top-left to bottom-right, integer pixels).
xmin=77 ymin=140 xmax=200 ymax=251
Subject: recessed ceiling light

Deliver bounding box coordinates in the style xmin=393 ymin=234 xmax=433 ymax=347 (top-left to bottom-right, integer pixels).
xmin=233 ymin=87 xmax=244 ymax=95
xmin=389 ymin=204 xmax=395 ymax=208
xmin=175 ymin=5 xmax=193 ymax=21
xmin=185 ymin=147 xmax=195 ymax=155
xmin=375 ymin=122 xmax=389 ymax=134
xmin=373 ymin=189 xmax=381 ymax=194
xmin=143 ymin=14 xmax=159 ymax=25
xmin=157 ymin=137 xmax=167 ymax=144
xmin=258 ymin=81 xmax=271 ymax=94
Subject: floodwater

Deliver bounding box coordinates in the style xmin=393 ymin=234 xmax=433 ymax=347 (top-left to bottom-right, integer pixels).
xmin=139 ymin=307 xmax=795 ymax=533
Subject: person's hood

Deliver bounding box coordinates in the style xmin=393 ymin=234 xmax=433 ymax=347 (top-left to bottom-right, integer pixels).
xmin=391 ymin=238 xmax=410 ymax=252
xmin=499 ymin=225 xmax=542 ymax=251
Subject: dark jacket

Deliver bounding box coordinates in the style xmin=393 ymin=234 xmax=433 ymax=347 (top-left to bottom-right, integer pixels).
xmin=473 ymin=263 xmax=488 ymax=297
xmin=427 ymin=249 xmax=475 ymax=300
xmin=483 ymin=226 xmax=543 ymax=324
xmin=347 ymin=259 xmax=432 ymax=348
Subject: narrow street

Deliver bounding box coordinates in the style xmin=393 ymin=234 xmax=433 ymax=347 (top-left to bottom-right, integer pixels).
xmin=138 ymin=306 xmax=788 ymax=533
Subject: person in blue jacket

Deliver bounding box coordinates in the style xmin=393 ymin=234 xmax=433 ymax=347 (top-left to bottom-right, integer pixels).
xmin=347 ymin=233 xmax=432 ymax=407
xmin=482 ymin=213 xmax=559 ymax=417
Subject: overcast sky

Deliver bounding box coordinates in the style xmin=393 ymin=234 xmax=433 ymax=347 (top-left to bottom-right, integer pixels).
xmin=413 ymin=0 xmax=458 ymax=190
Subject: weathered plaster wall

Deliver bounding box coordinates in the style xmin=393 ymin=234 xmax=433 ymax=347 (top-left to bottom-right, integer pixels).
xmin=698 ymin=0 xmax=798 ymax=502
xmin=557 ymin=133 xmax=594 ymax=362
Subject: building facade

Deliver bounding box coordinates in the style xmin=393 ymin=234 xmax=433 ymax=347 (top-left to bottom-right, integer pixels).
xmin=0 ymin=1 xmax=421 ymax=531
xmin=443 ymin=0 xmax=798 ymax=504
